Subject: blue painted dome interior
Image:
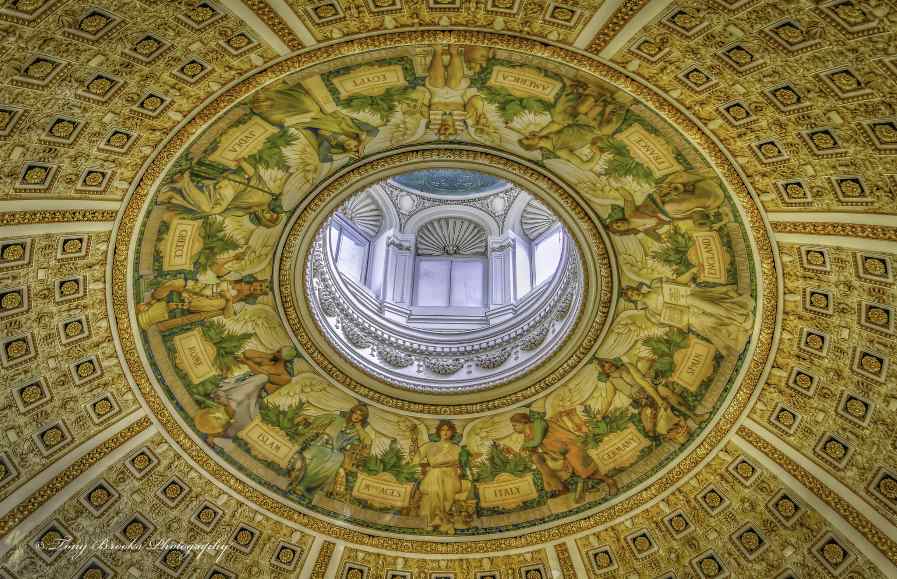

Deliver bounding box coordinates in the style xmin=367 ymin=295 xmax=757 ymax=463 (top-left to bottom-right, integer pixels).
xmin=390 ymin=169 xmax=508 ymax=196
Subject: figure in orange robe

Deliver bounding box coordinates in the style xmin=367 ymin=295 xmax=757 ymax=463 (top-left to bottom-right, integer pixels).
xmin=510 ymin=412 xmax=618 ymax=498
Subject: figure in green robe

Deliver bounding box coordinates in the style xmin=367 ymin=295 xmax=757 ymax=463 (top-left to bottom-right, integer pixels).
xmin=291 ymin=404 xmax=372 ymax=498
xmin=251 ymin=82 xmax=378 ymax=161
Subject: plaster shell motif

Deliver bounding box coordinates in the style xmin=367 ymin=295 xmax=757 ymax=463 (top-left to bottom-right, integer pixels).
xmin=285 ymin=151 xmax=607 ymax=403
xmin=110 ymin=34 xmax=771 ymax=552
xmin=301 ymin=176 xmax=588 ymax=394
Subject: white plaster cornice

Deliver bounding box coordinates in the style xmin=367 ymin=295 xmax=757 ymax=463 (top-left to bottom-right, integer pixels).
xmin=574 ymin=0 xmax=624 ymax=49
xmin=0 ymin=200 xmax=121 ymax=214
xmin=0 ymin=411 xmax=154 ymax=559
xmin=767 ymin=212 xmax=897 ymax=227
xmin=221 ymin=0 xmax=291 ymax=55
xmin=598 ymin=0 xmax=674 ymax=58
xmin=564 ymin=537 xmax=591 ymax=577
xmin=774 ymin=232 xmax=897 ymax=253
xmin=266 ymin=0 xmax=318 ymax=47
xmin=0 ymin=221 xmax=115 ymax=237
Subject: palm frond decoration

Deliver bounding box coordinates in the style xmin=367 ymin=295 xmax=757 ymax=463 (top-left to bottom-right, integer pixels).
xmin=479 ymin=85 xmax=552 ymax=123
xmin=247 ymin=129 xmax=297 ymax=170
xmin=200 ymin=320 xmax=252 ymax=374
xmin=258 ymin=399 xmax=306 ymax=442
xmin=649 ymin=225 xmax=693 ymax=275
xmin=192 ymin=218 xmax=240 ymax=274
xmin=473 ymin=442 xmax=533 ymax=483
xmin=643 ymin=328 xmax=689 ymax=379
xmin=581 ymin=406 xmax=632 ymax=449
xmin=344 ymin=86 xmax=415 ymax=121
xmin=601 ymin=138 xmax=654 ymax=183
xmin=363 ymin=439 xmax=420 ymax=483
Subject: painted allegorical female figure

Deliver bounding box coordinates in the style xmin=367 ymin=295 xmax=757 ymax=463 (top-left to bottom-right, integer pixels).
xmin=606 ymin=171 xmax=727 ymax=239
xmin=415 ymin=420 xmax=465 ymax=534
xmin=291 ymin=404 xmax=372 ymax=498
xmin=250 ymin=82 xmax=378 ymax=162
xmin=622 ymin=272 xmax=753 ymax=358
xmin=157 ymin=169 xmax=285 ymax=228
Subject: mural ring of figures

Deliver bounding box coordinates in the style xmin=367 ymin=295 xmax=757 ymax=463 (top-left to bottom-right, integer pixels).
xmin=123 ymin=42 xmax=764 ymax=539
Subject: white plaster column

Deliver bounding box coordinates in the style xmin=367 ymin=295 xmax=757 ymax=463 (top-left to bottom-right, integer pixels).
xmin=383 ymin=234 xmax=415 ymax=305
xmin=488 ymin=235 xmax=513 ymax=308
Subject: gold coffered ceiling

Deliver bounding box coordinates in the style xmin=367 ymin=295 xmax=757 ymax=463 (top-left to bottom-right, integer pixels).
xmin=0 ymin=1 xmax=895 ymax=578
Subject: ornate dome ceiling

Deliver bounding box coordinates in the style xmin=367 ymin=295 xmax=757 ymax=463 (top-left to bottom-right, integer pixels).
xmin=1 ymin=2 xmax=896 ymax=578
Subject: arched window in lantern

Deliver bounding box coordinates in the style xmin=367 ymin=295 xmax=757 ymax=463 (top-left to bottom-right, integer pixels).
xmin=412 ymin=217 xmax=488 ymax=308
xmin=328 ymin=192 xmax=384 ymax=287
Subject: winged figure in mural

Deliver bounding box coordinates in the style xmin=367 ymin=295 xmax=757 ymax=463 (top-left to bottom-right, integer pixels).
xmin=610 ymin=233 xmax=676 ymax=287
xmin=554 ymin=351 xmax=694 ymax=453
xmin=620 ymin=276 xmax=753 ymax=359
xmin=514 ymin=83 xmax=631 ymax=172
xmin=214 ymin=297 xmax=291 ymax=353
xmin=232 ymin=378 xmax=375 ymax=499
xmin=406 ymin=420 xmax=472 ymax=534
xmin=463 ymin=401 xmax=620 ymax=504
xmin=606 ymin=170 xmax=727 ymax=238
xmin=558 ymin=352 xmax=690 ymax=419
xmin=250 ymin=81 xmax=379 ymax=162
xmin=157 ymin=162 xmax=287 ymax=228
xmin=463 ymin=93 xmax=504 ymax=146
xmin=136 ymin=276 xmax=271 ymax=331
xmin=258 ymin=381 xmax=433 ymax=502
xmin=206 ymin=345 xmax=303 ymax=439
xmin=210 ymin=213 xmax=286 ymax=280
xmin=596 ymin=308 xmax=668 ymax=362
xmin=461 ymin=410 xmax=523 ymax=461
xmin=645 ymin=170 xmax=726 ymax=219
xmin=508 ymin=409 xmax=618 ymax=500
xmin=363 ymin=86 xmax=432 ymax=150
xmin=288 ymin=403 xmax=373 ymax=498
xmin=279 ymin=127 xmax=326 ymax=210
xmin=129 ymin=48 xmax=763 ymax=540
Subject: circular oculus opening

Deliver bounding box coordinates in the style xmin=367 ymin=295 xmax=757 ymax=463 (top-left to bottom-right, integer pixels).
xmin=306 ymin=168 xmax=584 ymax=394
